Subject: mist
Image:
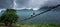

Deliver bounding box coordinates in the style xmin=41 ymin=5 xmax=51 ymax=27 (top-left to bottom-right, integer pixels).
xmin=0 ymin=0 xmax=60 ymax=9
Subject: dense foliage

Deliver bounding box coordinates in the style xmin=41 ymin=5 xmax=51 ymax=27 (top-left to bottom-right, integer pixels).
xmin=0 ymin=9 xmax=19 ymax=26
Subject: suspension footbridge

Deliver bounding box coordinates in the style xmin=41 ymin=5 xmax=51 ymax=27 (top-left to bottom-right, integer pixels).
xmin=21 ymin=4 xmax=60 ymax=21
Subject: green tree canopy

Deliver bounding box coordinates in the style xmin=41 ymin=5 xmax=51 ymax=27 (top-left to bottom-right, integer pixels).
xmin=0 ymin=9 xmax=19 ymax=26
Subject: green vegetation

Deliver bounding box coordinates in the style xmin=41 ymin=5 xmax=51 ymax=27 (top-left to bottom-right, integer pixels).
xmin=0 ymin=9 xmax=19 ymax=26
xmin=0 ymin=9 xmax=60 ymax=27
xmin=16 ymin=24 xmax=60 ymax=27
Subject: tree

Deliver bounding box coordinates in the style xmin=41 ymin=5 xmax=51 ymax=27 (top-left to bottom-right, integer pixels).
xmin=0 ymin=9 xmax=19 ymax=26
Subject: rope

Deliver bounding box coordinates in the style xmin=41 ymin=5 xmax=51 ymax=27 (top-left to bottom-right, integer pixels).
xmin=21 ymin=4 xmax=60 ymax=21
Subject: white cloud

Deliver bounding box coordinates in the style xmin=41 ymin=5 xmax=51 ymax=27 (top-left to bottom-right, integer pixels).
xmin=44 ymin=0 xmax=60 ymax=6
xmin=0 ymin=10 xmax=1 ymax=12
xmin=13 ymin=0 xmax=60 ymax=9
xmin=28 ymin=0 xmax=48 ymax=8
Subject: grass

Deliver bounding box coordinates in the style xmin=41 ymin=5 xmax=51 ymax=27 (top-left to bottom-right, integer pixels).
xmin=0 ymin=24 xmax=60 ymax=27
xmin=15 ymin=24 xmax=60 ymax=27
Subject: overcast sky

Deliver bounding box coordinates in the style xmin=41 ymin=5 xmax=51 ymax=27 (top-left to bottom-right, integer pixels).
xmin=0 ymin=0 xmax=60 ymax=9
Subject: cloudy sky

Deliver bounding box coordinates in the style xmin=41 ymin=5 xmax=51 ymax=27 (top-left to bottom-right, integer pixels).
xmin=0 ymin=0 xmax=60 ymax=9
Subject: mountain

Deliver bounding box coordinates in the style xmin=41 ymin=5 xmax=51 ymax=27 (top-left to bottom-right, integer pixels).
xmin=17 ymin=8 xmax=34 ymax=11
xmin=38 ymin=5 xmax=60 ymax=11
